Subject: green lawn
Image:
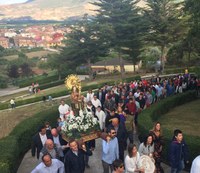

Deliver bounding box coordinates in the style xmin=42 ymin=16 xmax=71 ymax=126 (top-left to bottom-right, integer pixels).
xmin=3 ymin=50 xmax=56 ymax=61
xmin=0 ymin=101 xmax=60 ymax=139
xmin=0 ymin=90 xmax=29 ymax=103
xmin=159 ymin=99 xmax=200 ymax=137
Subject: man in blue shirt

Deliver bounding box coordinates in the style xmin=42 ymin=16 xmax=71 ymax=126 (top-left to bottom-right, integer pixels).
xmin=102 ymin=127 xmax=119 ymax=173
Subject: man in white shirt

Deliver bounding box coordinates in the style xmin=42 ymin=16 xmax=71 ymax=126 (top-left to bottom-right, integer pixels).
xmin=86 ymin=89 xmax=94 ymax=102
xmin=31 ymin=154 xmax=64 ymax=173
xmin=10 ymin=99 xmax=15 ymax=109
xmin=134 ymin=89 xmax=140 ymax=99
xmin=58 ymin=100 xmax=70 ymax=121
xmin=91 ymin=95 xmax=102 ymax=108
xmin=95 ymin=106 xmax=106 ymax=130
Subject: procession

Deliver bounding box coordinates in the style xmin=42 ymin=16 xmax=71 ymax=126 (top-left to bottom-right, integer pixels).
xmin=30 ymin=74 xmax=199 ymax=173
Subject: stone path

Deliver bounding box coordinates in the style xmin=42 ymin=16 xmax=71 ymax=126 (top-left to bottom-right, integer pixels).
xmin=17 ymin=134 xmax=189 ymax=173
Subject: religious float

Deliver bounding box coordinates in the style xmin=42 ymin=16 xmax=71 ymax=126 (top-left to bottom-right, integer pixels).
xmin=61 ymin=74 xmax=101 ymax=142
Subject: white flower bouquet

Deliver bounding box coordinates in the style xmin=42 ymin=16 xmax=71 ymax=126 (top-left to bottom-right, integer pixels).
xmin=61 ymin=109 xmax=100 ymax=140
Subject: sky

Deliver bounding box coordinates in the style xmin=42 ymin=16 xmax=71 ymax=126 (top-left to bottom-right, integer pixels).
xmin=0 ymin=0 xmax=27 ymax=5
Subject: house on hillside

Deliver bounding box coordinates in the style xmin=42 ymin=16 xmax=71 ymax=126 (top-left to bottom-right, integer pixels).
xmin=14 ymin=36 xmax=36 ymax=48
xmin=91 ymin=58 xmax=142 ymax=73
xmin=0 ymin=37 xmax=9 ymax=48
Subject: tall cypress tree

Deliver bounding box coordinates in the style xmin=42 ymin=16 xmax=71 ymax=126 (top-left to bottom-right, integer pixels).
xmin=92 ymin=0 xmax=142 ymax=78
xmin=185 ymin=0 xmax=200 ymax=54
xmin=142 ymin=0 xmax=184 ymax=72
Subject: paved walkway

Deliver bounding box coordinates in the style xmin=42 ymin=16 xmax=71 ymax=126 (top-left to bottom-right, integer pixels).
xmin=0 ymin=86 xmax=27 ymax=97
xmin=0 ymin=75 xmax=89 ymax=97
xmin=2 ymin=73 xmax=190 ymax=172
xmin=17 ymin=133 xmax=189 ymax=173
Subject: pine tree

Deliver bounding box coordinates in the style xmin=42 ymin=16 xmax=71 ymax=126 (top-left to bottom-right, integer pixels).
xmin=61 ymin=14 xmax=108 ymax=79
xmin=185 ymin=0 xmax=200 ymax=55
xmin=92 ymin=0 xmax=142 ymax=78
xmin=142 ymin=0 xmax=184 ymax=72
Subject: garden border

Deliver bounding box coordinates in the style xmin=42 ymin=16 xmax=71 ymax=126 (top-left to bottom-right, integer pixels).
xmin=138 ymin=90 xmax=199 ymax=168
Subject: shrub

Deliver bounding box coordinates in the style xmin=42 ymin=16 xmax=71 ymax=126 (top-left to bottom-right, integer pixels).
xmin=39 ymin=79 xmax=65 ymax=90
xmin=138 ymin=90 xmax=198 ymax=165
xmin=164 ymin=66 xmax=200 ymax=75
xmin=17 ymin=72 xmax=72 ymax=88
xmin=0 ymin=76 xmax=8 ymax=89
xmin=0 ymin=106 xmax=58 ymax=173
xmin=18 ymin=75 xmax=60 ymax=88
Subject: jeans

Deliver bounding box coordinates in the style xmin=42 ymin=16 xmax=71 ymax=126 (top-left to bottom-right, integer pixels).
xmin=171 ymin=160 xmax=185 ymax=173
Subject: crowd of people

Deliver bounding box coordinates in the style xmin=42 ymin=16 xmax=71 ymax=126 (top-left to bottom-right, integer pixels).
xmin=28 ymin=82 xmax=40 ymax=94
xmin=30 ymin=74 xmax=199 ymax=173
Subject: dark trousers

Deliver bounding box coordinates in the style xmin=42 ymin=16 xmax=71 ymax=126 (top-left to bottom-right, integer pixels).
xmin=84 ymin=154 xmax=89 ymax=165
xmin=102 ymin=160 xmax=113 ymax=173
xmin=118 ymin=143 xmax=125 ymax=161
xmin=127 ymin=131 xmax=133 ymax=144
xmin=171 ymin=160 xmax=184 ymax=173
xmin=134 ymin=112 xmax=138 ymax=125
xmin=11 ymin=104 xmax=15 ymax=109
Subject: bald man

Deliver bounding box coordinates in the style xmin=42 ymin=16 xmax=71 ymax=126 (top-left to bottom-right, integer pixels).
xmin=109 ymin=118 xmax=127 ymax=161
xmin=31 ymin=154 xmax=64 ymax=173
xmin=39 ymin=139 xmax=59 ymax=162
xmin=51 ymin=128 xmax=68 ymax=161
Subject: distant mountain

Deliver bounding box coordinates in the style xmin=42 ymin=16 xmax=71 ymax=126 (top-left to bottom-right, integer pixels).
xmin=0 ymin=0 xmax=97 ymax=21
xmin=24 ymin=0 xmax=35 ymax=3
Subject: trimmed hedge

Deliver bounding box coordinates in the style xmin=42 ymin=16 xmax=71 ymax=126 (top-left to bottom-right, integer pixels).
xmin=39 ymin=79 xmax=65 ymax=90
xmin=18 ymin=75 xmax=61 ymax=88
xmin=138 ymin=91 xmax=199 ymax=166
xmin=0 ymin=106 xmax=58 ymax=173
xmin=164 ymin=66 xmax=200 ymax=75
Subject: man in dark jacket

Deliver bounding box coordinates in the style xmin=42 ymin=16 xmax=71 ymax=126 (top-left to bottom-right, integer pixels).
xmin=169 ymin=129 xmax=189 ymax=173
xmin=64 ymin=139 xmax=92 ymax=173
xmin=31 ymin=125 xmax=52 ymax=159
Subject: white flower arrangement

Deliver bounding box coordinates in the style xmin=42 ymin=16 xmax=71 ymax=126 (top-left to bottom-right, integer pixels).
xmin=61 ymin=109 xmax=100 ymax=139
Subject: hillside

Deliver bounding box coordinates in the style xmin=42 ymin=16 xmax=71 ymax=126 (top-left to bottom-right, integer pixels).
xmin=0 ymin=0 xmax=97 ymax=21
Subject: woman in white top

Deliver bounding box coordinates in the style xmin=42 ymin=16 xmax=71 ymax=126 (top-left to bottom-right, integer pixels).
xmin=125 ymin=144 xmax=144 ymax=173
